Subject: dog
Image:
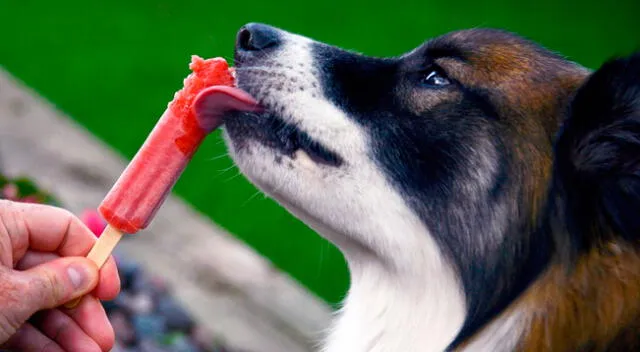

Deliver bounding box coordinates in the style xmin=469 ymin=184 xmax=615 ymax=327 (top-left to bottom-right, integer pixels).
xmin=221 ymin=23 xmax=640 ymax=351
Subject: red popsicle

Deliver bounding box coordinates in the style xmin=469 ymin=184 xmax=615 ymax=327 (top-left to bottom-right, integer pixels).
xmin=99 ymin=56 xmax=258 ymax=234
xmin=64 ymin=56 xmax=260 ymax=308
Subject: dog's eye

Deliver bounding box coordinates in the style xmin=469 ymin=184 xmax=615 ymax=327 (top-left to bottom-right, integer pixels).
xmin=421 ymin=70 xmax=450 ymax=87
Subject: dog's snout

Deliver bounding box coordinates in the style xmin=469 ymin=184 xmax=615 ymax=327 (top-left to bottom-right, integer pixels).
xmin=237 ymin=23 xmax=281 ymax=52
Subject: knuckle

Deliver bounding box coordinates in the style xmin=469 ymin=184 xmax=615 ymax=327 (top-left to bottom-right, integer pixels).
xmin=0 ymin=200 xmax=29 ymax=256
xmin=56 ymin=207 xmax=75 ymax=220
xmin=0 ymin=270 xmax=29 ymax=336
xmin=0 ymin=199 xmax=13 ymax=212
xmin=0 ymin=268 xmax=24 ymax=305
xmin=31 ymin=270 xmax=65 ymax=305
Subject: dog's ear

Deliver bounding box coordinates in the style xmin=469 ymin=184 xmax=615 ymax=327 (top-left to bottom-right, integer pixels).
xmin=551 ymin=52 xmax=640 ymax=249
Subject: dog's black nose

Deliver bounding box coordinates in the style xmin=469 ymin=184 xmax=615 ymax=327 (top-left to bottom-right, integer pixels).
xmin=236 ymin=23 xmax=280 ymax=51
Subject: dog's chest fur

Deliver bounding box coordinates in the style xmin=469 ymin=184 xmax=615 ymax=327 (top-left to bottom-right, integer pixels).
xmin=322 ymin=263 xmax=523 ymax=352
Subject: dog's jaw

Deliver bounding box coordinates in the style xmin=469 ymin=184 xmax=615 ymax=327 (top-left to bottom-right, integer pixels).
xmin=224 ymin=29 xmax=469 ymax=351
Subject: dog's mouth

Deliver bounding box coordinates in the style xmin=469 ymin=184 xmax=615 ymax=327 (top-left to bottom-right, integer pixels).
xmin=222 ymin=59 xmax=343 ymax=167
xmin=225 ymin=110 xmax=343 ymax=167
xmin=267 ymin=115 xmax=343 ymax=167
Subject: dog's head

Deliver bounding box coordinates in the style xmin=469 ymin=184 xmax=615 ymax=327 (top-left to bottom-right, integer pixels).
xmin=223 ymin=23 xmax=590 ymax=343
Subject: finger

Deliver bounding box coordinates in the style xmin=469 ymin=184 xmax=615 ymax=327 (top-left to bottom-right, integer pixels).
xmin=16 ymin=251 xmax=120 ymax=301
xmin=31 ymin=309 xmax=102 ymax=352
xmin=1 ymin=322 xmax=64 ymax=352
xmin=16 ymin=257 xmax=98 ymax=317
xmin=15 ymin=250 xmax=58 ymax=270
xmin=93 ymin=255 xmax=120 ymax=301
xmin=0 ymin=200 xmax=99 ymax=260
xmin=63 ymin=295 xmax=115 ymax=351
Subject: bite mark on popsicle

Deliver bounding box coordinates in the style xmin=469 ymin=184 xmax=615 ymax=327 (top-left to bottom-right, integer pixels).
xmin=170 ymin=56 xmax=234 ymax=154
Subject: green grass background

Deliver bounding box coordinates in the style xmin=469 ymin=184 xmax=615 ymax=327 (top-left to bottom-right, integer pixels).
xmin=0 ymin=0 xmax=638 ymax=305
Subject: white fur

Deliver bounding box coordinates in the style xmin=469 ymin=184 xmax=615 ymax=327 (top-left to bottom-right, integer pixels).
xmin=458 ymin=310 xmax=526 ymax=352
xmin=223 ymin=30 xmax=518 ymax=351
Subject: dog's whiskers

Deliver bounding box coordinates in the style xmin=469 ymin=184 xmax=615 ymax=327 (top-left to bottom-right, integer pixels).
xmin=208 ymin=152 xmax=230 ymax=161
xmin=215 ymin=164 xmax=237 ymax=175
xmin=240 ymin=190 xmax=263 ymax=207
xmin=234 ymin=67 xmax=290 ymax=73
xmin=220 ymin=54 xmax=235 ymax=63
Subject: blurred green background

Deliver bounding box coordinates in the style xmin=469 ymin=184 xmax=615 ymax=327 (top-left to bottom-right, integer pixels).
xmin=0 ymin=0 xmax=638 ymax=305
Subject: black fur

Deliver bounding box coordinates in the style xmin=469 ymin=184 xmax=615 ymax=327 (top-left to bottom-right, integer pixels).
xmin=550 ymin=52 xmax=640 ymax=255
xmin=225 ymin=113 xmax=343 ymax=167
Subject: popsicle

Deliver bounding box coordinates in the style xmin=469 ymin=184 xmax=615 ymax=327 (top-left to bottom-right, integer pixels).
xmin=64 ymin=56 xmax=260 ymax=308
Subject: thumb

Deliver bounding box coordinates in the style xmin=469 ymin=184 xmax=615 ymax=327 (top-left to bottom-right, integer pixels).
xmin=12 ymin=257 xmax=99 ymax=317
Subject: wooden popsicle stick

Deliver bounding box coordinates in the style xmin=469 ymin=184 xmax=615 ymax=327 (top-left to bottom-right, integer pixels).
xmin=63 ymin=225 xmax=123 ymax=309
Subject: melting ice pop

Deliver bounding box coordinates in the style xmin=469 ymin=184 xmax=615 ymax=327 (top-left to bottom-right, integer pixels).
xmin=65 ymin=56 xmax=260 ymax=308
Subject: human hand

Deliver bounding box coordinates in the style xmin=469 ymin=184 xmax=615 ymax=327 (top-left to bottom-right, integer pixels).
xmin=0 ymin=200 xmax=120 ymax=351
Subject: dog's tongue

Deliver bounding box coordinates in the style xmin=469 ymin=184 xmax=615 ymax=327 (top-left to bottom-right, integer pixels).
xmin=193 ymin=86 xmax=262 ymax=131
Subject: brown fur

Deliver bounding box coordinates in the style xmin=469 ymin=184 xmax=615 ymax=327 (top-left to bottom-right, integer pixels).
xmin=456 ymin=241 xmax=640 ymax=351
xmin=433 ymin=31 xmax=589 ymax=227
xmin=521 ymin=242 xmax=640 ymax=351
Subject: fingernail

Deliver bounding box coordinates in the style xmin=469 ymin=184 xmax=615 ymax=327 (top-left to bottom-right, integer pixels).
xmin=67 ymin=265 xmax=88 ymax=289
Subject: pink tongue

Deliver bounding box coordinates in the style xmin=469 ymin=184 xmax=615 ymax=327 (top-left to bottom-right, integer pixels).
xmin=193 ymin=86 xmax=262 ymax=132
